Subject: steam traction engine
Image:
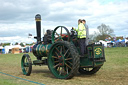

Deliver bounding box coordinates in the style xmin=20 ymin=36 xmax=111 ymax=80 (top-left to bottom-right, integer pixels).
xmin=21 ymin=14 xmax=106 ymax=79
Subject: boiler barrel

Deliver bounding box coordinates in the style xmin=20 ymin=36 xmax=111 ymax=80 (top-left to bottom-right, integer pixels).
xmin=32 ymin=44 xmax=52 ymax=58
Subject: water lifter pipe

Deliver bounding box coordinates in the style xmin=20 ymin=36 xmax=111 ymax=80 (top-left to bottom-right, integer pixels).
xmin=35 ymin=14 xmax=41 ymax=43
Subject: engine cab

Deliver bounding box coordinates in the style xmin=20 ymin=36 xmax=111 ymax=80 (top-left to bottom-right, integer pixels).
xmin=43 ymin=30 xmax=53 ymax=45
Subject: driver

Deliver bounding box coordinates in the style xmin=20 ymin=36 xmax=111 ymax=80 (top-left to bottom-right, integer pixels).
xmin=72 ymin=19 xmax=86 ymax=57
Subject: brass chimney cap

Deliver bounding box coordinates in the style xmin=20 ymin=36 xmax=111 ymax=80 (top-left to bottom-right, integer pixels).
xmin=35 ymin=14 xmax=41 ymax=21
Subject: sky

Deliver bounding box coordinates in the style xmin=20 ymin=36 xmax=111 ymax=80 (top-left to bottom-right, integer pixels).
xmin=0 ymin=0 xmax=128 ymax=43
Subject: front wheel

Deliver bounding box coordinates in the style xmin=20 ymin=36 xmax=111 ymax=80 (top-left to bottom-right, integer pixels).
xmin=48 ymin=41 xmax=80 ymax=79
xmin=21 ymin=54 xmax=32 ymax=76
xmin=79 ymin=67 xmax=101 ymax=75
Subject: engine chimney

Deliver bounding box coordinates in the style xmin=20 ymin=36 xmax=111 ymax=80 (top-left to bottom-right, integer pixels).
xmin=35 ymin=14 xmax=41 ymax=43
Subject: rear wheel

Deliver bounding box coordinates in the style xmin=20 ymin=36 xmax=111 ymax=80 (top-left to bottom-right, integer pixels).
xmin=21 ymin=54 xmax=32 ymax=76
xmin=79 ymin=67 xmax=101 ymax=75
xmin=48 ymin=41 xmax=80 ymax=79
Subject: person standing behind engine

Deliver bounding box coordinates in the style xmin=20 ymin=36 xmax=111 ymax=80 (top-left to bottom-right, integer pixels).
xmin=72 ymin=19 xmax=86 ymax=57
xmin=82 ymin=19 xmax=89 ymax=46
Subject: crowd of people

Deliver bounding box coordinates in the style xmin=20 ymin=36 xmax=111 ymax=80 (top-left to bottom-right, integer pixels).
xmin=105 ymin=37 xmax=128 ymax=47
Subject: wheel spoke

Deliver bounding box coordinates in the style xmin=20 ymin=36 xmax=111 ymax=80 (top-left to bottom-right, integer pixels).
xmin=55 ymin=36 xmax=60 ymax=39
xmin=55 ymin=47 xmax=63 ymax=56
xmin=66 ymin=52 xmax=71 ymax=58
xmin=53 ymin=63 xmax=60 ymax=68
xmin=54 ymin=60 xmax=59 ymax=63
xmin=59 ymin=27 xmax=63 ymax=41
xmin=55 ymin=52 xmax=59 ymax=57
xmin=55 ymin=47 xmax=60 ymax=54
xmin=67 ymin=61 xmax=73 ymax=66
xmin=67 ymin=53 xmax=70 ymax=58
xmin=55 ymin=36 xmax=64 ymax=42
xmin=60 ymin=46 xmax=62 ymax=54
xmin=62 ymin=45 xmax=66 ymax=53
xmin=64 ymin=49 xmax=69 ymax=57
xmin=55 ymin=32 xmax=60 ymax=37
xmin=60 ymin=27 xmax=62 ymax=36
xmin=55 ymin=38 xmax=60 ymax=42
xmin=66 ymin=66 xmax=69 ymax=74
xmin=59 ymin=36 xmax=64 ymax=41
xmin=52 ymin=56 xmax=58 ymax=59
xmin=65 ymin=58 xmax=72 ymax=61
xmin=65 ymin=63 xmax=72 ymax=69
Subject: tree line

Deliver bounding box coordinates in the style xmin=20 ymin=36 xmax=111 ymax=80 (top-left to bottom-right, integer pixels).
xmin=89 ymin=23 xmax=115 ymax=42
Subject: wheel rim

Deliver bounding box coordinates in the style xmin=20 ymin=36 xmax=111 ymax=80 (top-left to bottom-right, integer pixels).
xmin=79 ymin=67 xmax=101 ymax=75
xmin=52 ymin=26 xmax=70 ymax=43
xmin=21 ymin=54 xmax=32 ymax=75
xmin=81 ymin=68 xmax=93 ymax=72
xmin=48 ymin=43 xmax=73 ymax=78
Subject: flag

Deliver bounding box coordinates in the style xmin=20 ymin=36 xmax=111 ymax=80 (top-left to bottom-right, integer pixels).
xmin=28 ymin=33 xmax=32 ymax=36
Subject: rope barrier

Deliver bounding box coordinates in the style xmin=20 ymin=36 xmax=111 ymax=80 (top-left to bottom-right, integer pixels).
xmin=0 ymin=72 xmax=45 ymax=85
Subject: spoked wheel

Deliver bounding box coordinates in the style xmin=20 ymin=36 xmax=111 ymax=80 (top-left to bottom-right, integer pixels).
xmin=52 ymin=26 xmax=70 ymax=43
xmin=48 ymin=41 xmax=80 ymax=79
xmin=79 ymin=67 xmax=101 ymax=75
xmin=21 ymin=54 xmax=32 ymax=76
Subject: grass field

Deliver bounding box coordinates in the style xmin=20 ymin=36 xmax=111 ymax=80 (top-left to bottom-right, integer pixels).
xmin=0 ymin=47 xmax=128 ymax=85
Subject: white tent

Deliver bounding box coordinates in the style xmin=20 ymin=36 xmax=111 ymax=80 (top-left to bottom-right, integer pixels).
xmin=4 ymin=45 xmax=22 ymax=54
xmin=0 ymin=46 xmax=3 ymax=49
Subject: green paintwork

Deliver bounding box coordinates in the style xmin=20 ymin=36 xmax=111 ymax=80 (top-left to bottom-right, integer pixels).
xmin=33 ymin=60 xmax=43 ymax=65
xmin=21 ymin=55 xmax=27 ymax=75
xmin=87 ymin=47 xmax=93 ymax=58
xmin=33 ymin=25 xmax=105 ymax=71
xmin=48 ymin=42 xmax=73 ymax=79
xmin=52 ymin=26 xmax=59 ymax=43
xmin=80 ymin=57 xmax=93 ymax=67
xmin=21 ymin=54 xmax=31 ymax=75
xmin=36 ymin=44 xmax=52 ymax=57
xmin=80 ymin=44 xmax=105 ymax=67
xmin=34 ymin=41 xmax=105 ymax=68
